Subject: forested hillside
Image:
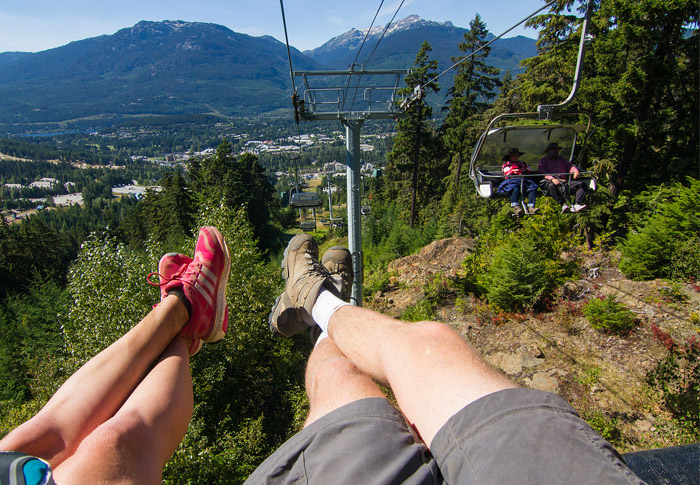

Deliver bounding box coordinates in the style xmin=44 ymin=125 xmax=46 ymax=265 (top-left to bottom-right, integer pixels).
xmin=0 ymin=0 xmax=697 ymax=481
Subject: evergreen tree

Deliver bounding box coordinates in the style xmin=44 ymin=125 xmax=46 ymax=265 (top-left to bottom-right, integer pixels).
xmin=619 ymin=177 xmax=700 ymax=280
xmin=585 ymin=0 xmax=698 ymax=195
xmin=440 ymin=14 xmax=502 ymax=234
xmin=126 ymin=171 xmax=195 ymax=248
xmin=383 ymin=41 xmax=441 ymax=227
xmin=191 ymin=141 xmax=274 ymax=245
xmin=512 ymin=0 xmax=698 ymax=195
xmin=0 ymin=217 xmax=73 ymax=295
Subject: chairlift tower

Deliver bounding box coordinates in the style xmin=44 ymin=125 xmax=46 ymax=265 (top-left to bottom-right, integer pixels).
xmin=293 ymin=69 xmax=409 ymax=306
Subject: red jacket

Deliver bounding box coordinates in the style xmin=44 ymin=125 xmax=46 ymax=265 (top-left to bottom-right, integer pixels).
xmin=502 ymin=160 xmax=531 ymax=178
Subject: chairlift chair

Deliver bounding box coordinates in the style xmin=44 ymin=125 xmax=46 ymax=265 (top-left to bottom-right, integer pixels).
xmin=299 ymin=220 xmax=317 ymax=232
xmin=468 ymin=0 xmax=597 ymax=211
xmin=289 ymin=191 xmax=322 ymax=209
xmin=469 ymin=112 xmax=597 ymax=201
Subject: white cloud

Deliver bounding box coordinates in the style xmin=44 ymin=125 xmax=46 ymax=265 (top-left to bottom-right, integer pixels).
xmin=326 ymin=15 xmax=345 ymax=26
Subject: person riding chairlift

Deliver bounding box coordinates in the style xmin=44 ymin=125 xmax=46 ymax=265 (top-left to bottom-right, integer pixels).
xmin=537 ymin=142 xmax=589 ymax=213
xmin=497 ymin=148 xmax=538 ymax=216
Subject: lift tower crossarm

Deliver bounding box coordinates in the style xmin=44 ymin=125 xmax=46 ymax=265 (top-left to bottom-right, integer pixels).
xmin=290 ymin=68 xmax=409 ymax=306
xmin=293 ymin=69 xmax=410 ymax=122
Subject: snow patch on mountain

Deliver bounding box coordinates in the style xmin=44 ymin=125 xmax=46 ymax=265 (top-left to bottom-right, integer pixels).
xmin=307 ymin=15 xmax=454 ymax=55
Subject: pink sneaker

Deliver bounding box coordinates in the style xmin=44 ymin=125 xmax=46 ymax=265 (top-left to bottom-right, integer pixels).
xmin=148 ymin=252 xmax=205 ymax=356
xmin=148 ymin=252 xmax=192 ymax=300
xmin=162 ymin=227 xmax=231 ymax=342
xmin=187 ymin=338 xmax=203 ymax=356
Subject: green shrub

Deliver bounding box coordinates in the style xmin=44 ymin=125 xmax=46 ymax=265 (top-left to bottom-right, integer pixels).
xmin=619 ymin=178 xmax=700 ymax=280
xmin=583 ymin=294 xmax=638 ymax=334
xmin=618 ymin=217 xmax=678 ymax=280
xmin=647 ymin=325 xmax=699 ymax=439
xmin=671 ymin=236 xmax=700 ymax=281
xmin=481 ymin=236 xmax=551 ymax=311
xmin=576 ymin=366 xmax=603 ymax=388
xmin=364 ymin=270 xmax=393 ymax=298
xmin=657 ymin=281 xmax=689 ymax=305
xmin=582 ymin=410 xmax=621 ymax=444
xmin=400 ymin=298 xmax=437 ymax=322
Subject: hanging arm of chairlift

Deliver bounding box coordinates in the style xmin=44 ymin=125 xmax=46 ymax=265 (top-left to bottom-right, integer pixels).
xmin=400 ymin=83 xmax=423 ymax=111
xmin=537 ymin=0 xmax=595 ymax=120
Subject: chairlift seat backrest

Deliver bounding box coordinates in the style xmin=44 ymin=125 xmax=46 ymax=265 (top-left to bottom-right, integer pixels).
xmin=300 ymin=220 xmax=317 ymax=231
xmin=290 ymin=192 xmax=322 ymax=208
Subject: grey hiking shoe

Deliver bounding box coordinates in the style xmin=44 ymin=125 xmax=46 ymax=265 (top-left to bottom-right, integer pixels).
xmin=321 ymin=246 xmax=354 ymax=302
xmin=269 ymin=234 xmax=334 ymax=337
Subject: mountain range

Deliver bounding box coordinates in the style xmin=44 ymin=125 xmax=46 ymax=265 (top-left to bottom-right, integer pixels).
xmin=0 ymin=17 xmax=536 ymax=129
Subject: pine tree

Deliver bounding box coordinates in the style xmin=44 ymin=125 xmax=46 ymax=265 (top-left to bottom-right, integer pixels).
xmin=194 ymin=141 xmax=274 ymax=243
xmin=512 ymin=0 xmax=698 ymax=195
xmin=586 ymin=0 xmax=698 ymax=195
xmin=441 ymin=14 xmax=502 ymax=233
xmin=383 ymin=41 xmax=440 ymax=227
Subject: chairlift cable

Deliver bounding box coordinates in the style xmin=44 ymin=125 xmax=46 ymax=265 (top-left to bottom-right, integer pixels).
xmin=349 ymin=0 xmax=406 ymax=111
xmin=279 ymin=0 xmax=297 ymax=97
xmin=341 ymin=0 xmax=386 ymax=111
xmin=403 ymin=0 xmax=558 ymax=109
xmin=279 ymin=0 xmax=306 ymax=185
xmin=359 ymin=0 xmax=406 ymax=69
xmin=280 ymin=0 xmax=306 ymax=126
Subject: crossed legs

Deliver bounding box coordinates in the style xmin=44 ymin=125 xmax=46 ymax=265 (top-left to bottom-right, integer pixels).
xmin=269 ymin=234 xmax=516 ymax=447
xmin=325 ymin=305 xmax=516 ymax=446
xmin=280 ymin=262 xmax=642 ymax=484
xmin=0 ymin=296 xmax=194 ymax=483
xmin=304 ymin=336 xmax=385 ymax=427
xmin=1 ymin=226 xmax=230 ymax=483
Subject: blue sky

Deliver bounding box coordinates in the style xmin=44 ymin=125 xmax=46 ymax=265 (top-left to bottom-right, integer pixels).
xmin=0 ymin=0 xmax=545 ymax=53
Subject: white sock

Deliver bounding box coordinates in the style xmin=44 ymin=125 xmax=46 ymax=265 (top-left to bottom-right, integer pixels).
xmin=314 ymin=330 xmax=330 ymax=347
xmin=311 ymin=287 xmax=349 ymax=333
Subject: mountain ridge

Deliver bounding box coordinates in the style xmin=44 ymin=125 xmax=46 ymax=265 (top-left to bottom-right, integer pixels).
xmin=0 ymin=17 xmax=536 ymax=128
xmin=305 ymin=15 xmax=536 ymax=73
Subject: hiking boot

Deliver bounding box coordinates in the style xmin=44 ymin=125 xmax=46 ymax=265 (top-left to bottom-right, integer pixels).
xmin=573 ymin=203 xmax=587 ymax=212
xmin=269 ymin=234 xmax=334 ymax=337
xmin=513 ymin=206 xmax=524 ymax=216
xmin=321 ymin=246 xmax=353 ymax=302
xmin=528 ymin=206 xmax=539 ymax=215
xmin=161 ymin=227 xmax=231 ymax=342
xmin=561 ymin=204 xmax=570 ymax=214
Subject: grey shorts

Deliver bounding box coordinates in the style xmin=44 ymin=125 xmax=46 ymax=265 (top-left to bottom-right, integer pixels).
xmin=246 ymin=389 xmax=643 ymax=484
xmin=245 ymin=398 xmax=440 ymax=484
xmin=430 ymin=388 xmax=643 ymax=484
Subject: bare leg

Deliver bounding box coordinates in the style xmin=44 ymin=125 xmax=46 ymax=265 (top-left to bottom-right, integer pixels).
xmin=327 ymin=306 xmax=516 ymax=447
xmin=52 ymin=336 xmax=193 ymax=484
xmin=0 ymin=295 xmax=189 ymax=466
xmin=304 ymin=337 xmax=385 ymax=427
